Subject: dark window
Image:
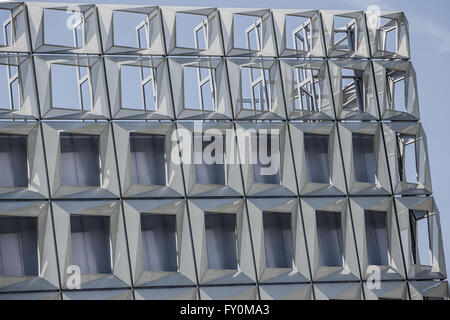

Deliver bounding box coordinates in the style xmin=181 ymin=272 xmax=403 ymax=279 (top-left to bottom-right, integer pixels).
xmin=316 ymin=211 xmax=343 ymax=267
xmin=205 ymin=213 xmax=237 ymax=270
xmin=352 ymin=133 xmax=376 ymax=183
xmin=365 ymin=210 xmax=389 ymax=266
xmin=263 ymin=212 xmax=293 ymax=268
xmin=304 ymin=133 xmax=330 ymax=184
xmin=0 ymin=134 xmax=28 ymax=187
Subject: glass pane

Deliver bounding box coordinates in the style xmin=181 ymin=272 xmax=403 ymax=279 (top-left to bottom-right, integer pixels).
xmin=195 ymin=27 xmax=206 ymax=50
xmin=410 ymin=210 xmax=430 ymax=266
xmin=70 ymin=215 xmax=111 ymax=274
xmin=129 ymin=133 xmax=166 ymax=186
xmin=137 ymin=25 xmax=148 ymax=49
xmin=200 ymin=82 xmax=214 ymax=111
xmin=365 ymin=211 xmax=388 ymax=266
xmin=143 ymin=80 xmax=156 ymax=111
xmin=0 ymin=9 xmax=11 ymax=46
xmin=304 ymin=133 xmax=330 ymax=184
xmin=352 ymin=133 xmax=376 ymax=183
xmin=253 ymin=134 xmax=280 ymax=184
xmin=195 ymin=137 xmax=225 ymax=185
xmin=44 ymin=9 xmax=79 ymax=47
xmin=60 ymin=133 xmax=100 ymax=187
xmin=263 ymin=212 xmax=293 ymax=268
xmin=113 ymin=11 xmax=147 ymax=48
xmin=205 ymin=213 xmax=237 ymax=270
xmin=0 ymin=134 xmax=28 ymax=187
xmin=0 ymin=216 xmax=38 ymax=277
xmin=51 ymin=64 xmax=81 ymax=110
xmin=316 ymin=211 xmax=343 ymax=267
xmin=10 ymin=78 xmax=20 ymax=110
xmin=80 ymin=80 xmax=91 ymax=111
xmin=141 ymin=214 xmax=177 ymax=272
xmin=120 ymin=65 xmax=144 ymax=110
xmin=175 ymin=13 xmax=206 ymax=49
xmin=183 ymin=66 xmax=201 ymax=109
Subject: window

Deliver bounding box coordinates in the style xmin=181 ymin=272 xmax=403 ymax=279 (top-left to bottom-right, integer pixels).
xmin=0 ymin=134 xmax=28 ymax=187
xmin=233 ymin=14 xmax=261 ymax=50
xmin=396 ymin=134 xmax=417 ymax=182
xmin=60 ymin=133 xmax=100 ymax=187
xmin=377 ymin=18 xmax=398 ymax=53
xmin=51 ymin=64 xmax=92 ymax=110
xmin=285 ymin=15 xmax=311 ymax=51
xmin=120 ymin=65 xmax=156 ymax=111
xmin=113 ymin=11 xmax=149 ymax=48
xmin=129 ymin=133 xmax=166 ymax=186
xmin=195 ymin=136 xmax=225 ymax=185
xmin=0 ymin=216 xmax=38 ymax=277
xmin=293 ymin=66 xmax=320 ymax=112
xmin=263 ymin=212 xmax=293 ymax=268
xmin=386 ymin=69 xmax=406 ymax=111
xmin=0 ymin=9 xmax=12 ymax=47
xmin=352 ymin=133 xmax=376 ymax=184
xmin=205 ymin=213 xmax=237 ymax=270
xmin=241 ymin=67 xmax=271 ymax=111
xmin=175 ymin=13 xmax=208 ymax=50
xmin=141 ymin=214 xmax=177 ymax=272
xmin=253 ymin=133 xmax=280 ymax=185
xmin=304 ymin=133 xmax=330 ymax=184
xmin=409 ymin=210 xmax=431 ymax=266
xmin=333 ymin=16 xmax=356 ymax=51
xmin=316 ymin=211 xmax=343 ymax=267
xmin=341 ymin=68 xmax=363 ymax=112
xmin=183 ymin=66 xmax=215 ymax=111
xmin=365 ymin=211 xmax=389 ymax=266
xmin=70 ymin=215 xmax=111 ymax=274
xmin=43 ymin=8 xmax=84 ymax=48
xmin=0 ymin=64 xmax=21 ymax=110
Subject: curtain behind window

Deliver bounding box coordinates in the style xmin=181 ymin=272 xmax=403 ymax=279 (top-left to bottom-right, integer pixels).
xmin=70 ymin=215 xmax=111 ymax=274
xmin=352 ymin=133 xmax=376 ymax=183
xmin=316 ymin=211 xmax=343 ymax=267
xmin=0 ymin=134 xmax=28 ymax=187
xmin=195 ymin=137 xmax=225 ymax=185
xmin=304 ymin=133 xmax=330 ymax=184
xmin=0 ymin=216 xmax=38 ymax=276
xmin=130 ymin=133 xmax=166 ymax=186
xmin=253 ymin=133 xmax=280 ymax=184
xmin=205 ymin=213 xmax=237 ymax=270
xmin=263 ymin=212 xmax=293 ymax=268
xmin=60 ymin=133 xmax=101 ymax=187
xmin=365 ymin=210 xmax=389 ymax=266
xmin=141 ymin=214 xmax=177 ymax=272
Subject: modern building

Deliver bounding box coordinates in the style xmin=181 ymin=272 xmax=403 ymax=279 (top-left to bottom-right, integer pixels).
xmin=0 ymin=2 xmax=447 ymax=300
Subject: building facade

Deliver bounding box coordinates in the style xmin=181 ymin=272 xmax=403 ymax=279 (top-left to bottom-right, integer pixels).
xmin=0 ymin=2 xmax=447 ymax=300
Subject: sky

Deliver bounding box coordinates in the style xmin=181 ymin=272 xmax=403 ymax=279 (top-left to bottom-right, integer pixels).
xmin=26 ymin=0 xmax=450 ymax=277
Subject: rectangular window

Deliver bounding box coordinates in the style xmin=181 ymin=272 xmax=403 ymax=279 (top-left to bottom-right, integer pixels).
xmin=352 ymin=133 xmax=376 ymax=184
xmin=70 ymin=215 xmax=111 ymax=274
xmin=195 ymin=137 xmax=225 ymax=185
xmin=233 ymin=14 xmax=261 ymax=50
xmin=60 ymin=133 xmax=100 ymax=187
xmin=120 ymin=65 xmax=156 ymax=111
xmin=396 ymin=134 xmax=417 ymax=182
xmin=0 ymin=216 xmax=38 ymax=277
xmin=44 ymin=8 xmax=84 ymax=48
xmin=175 ymin=13 xmax=208 ymax=50
xmin=141 ymin=214 xmax=177 ymax=272
xmin=285 ymin=15 xmax=311 ymax=51
xmin=386 ymin=70 xmax=406 ymax=111
xmin=409 ymin=210 xmax=430 ymax=266
xmin=129 ymin=133 xmax=166 ymax=186
xmin=253 ymin=133 xmax=280 ymax=185
xmin=342 ymin=68 xmax=363 ymax=112
xmin=0 ymin=9 xmax=12 ymax=47
xmin=113 ymin=11 xmax=148 ymax=48
xmin=304 ymin=133 xmax=330 ymax=184
xmin=241 ymin=67 xmax=270 ymax=111
xmin=205 ymin=213 xmax=237 ymax=270
xmin=0 ymin=134 xmax=28 ymax=187
xmin=365 ymin=210 xmax=389 ymax=266
xmin=51 ymin=64 xmax=91 ymax=110
xmin=263 ymin=212 xmax=293 ymax=268
xmin=316 ymin=211 xmax=343 ymax=267
xmin=293 ymin=67 xmax=320 ymax=112
xmin=333 ymin=16 xmax=356 ymax=51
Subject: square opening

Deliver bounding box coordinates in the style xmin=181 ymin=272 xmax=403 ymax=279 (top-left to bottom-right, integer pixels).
xmin=60 ymin=133 xmax=100 ymax=187
xmin=293 ymin=66 xmax=320 ymax=111
xmin=205 ymin=213 xmax=237 ymax=270
xmin=0 ymin=64 xmax=20 ymax=110
xmin=233 ymin=14 xmax=262 ymax=50
xmin=263 ymin=212 xmax=293 ymax=268
xmin=195 ymin=136 xmax=225 ymax=185
xmin=113 ymin=11 xmax=149 ymax=48
xmin=0 ymin=9 xmax=12 ymax=47
xmin=253 ymin=133 xmax=280 ymax=185
xmin=51 ymin=64 xmax=92 ymax=110
xmin=175 ymin=13 xmax=208 ymax=50
xmin=141 ymin=214 xmax=177 ymax=272
xmin=285 ymin=15 xmax=312 ymax=51
xmin=352 ymin=133 xmax=376 ymax=184
xmin=0 ymin=134 xmax=28 ymax=187
xmin=342 ymin=68 xmax=363 ymax=112
xmin=316 ymin=211 xmax=343 ymax=267
xmin=396 ymin=134 xmax=417 ymax=183
xmin=44 ymin=8 xmax=84 ymax=48
xmin=0 ymin=216 xmax=38 ymax=277
xmin=365 ymin=210 xmax=389 ymax=266
xmin=304 ymin=133 xmax=330 ymax=184
xmin=241 ymin=67 xmax=271 ymax=111
xmin=130 ymin=133 xmax=166 ymax=186
xmin=409 ymin=210 xmax=431 ymax=266
xmin=333 ymin=16 xmax=356 ymax=52
xmin=183 ymin=66 xmax=216 ymax=111
xmin=120 ymin=65 xmax=156 ymax=111
xmin=71 ymin=215 xmax=111 ymax=274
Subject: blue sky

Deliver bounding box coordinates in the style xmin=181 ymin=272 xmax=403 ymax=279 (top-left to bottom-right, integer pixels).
xmin=29 ymin=0 xmax=450 ymax=276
